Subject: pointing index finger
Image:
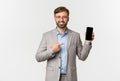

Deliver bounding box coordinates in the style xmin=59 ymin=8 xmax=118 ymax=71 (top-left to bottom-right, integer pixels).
xmin=59 ymin=43 xmax=64 ymax=46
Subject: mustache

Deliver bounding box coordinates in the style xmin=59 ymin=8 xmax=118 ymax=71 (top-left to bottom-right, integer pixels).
xmin=58 ymin=21 xmax=65 ymax=23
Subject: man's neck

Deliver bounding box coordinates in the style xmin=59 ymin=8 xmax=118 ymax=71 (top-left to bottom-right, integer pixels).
xmin=57 ymin=27 xmax=67 ymax=35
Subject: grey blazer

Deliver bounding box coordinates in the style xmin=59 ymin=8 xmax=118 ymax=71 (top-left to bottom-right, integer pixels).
xmin=36 ymin=28 xmax=92 ymax=81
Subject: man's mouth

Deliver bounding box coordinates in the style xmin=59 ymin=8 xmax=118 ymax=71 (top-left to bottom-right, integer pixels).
xmin=59 ymin=22 xmax=65 ymax=24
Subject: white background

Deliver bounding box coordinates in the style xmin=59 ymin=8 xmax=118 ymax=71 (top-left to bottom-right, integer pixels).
xmin=0 ymin=0 xmax=120 ymax=81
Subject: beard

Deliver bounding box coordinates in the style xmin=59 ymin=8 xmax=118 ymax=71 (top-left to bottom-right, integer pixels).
xmin=56 ymin=21 xmax=68 ymax=29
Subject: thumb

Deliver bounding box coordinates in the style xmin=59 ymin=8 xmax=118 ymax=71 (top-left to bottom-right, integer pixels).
xmin=59 ymin=43 xmax=64 ymax=46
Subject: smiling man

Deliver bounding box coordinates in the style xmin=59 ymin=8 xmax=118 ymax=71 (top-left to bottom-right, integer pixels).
xmin=36 ymin=6 xmax=94 ymax=81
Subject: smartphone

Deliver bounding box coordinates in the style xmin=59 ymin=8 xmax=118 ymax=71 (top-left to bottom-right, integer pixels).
xmin=85 ymin=27 xmax=93 ymax=40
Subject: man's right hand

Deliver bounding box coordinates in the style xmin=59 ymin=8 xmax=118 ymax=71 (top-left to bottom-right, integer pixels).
xmin=51 ymin=43 xmax=64 ymax=53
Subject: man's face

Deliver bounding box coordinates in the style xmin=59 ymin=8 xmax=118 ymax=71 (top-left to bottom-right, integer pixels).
xmin=54 ymin=11 xmax=69 ymax=29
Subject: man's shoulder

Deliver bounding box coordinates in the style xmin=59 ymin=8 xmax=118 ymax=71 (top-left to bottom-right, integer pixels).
xmin=43 ymin=28 xmax=80 ymax=36
xmin=68 ymin=28 xmax=80 ymax=35
xmin=43 ymin=28 xmax=56 ymax=35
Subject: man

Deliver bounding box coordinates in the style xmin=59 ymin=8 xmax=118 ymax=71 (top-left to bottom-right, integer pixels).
xmin=36 ymin=6 xmax=94 ymax=81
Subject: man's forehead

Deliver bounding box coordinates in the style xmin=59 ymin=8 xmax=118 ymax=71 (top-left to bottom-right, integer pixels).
xmin=55 ymin=12 xmax=68 ymax=16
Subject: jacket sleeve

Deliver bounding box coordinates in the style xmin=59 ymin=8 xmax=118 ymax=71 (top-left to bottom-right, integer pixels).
xmin=35 ymin=33 xmax=54 ymax=62
xmin=76 ymin=34 xmax=92 ymax=61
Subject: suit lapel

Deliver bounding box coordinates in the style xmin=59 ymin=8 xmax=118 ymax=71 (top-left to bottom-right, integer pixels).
xmin=67 ymin=29 xmax=72 ymax=50
xmin=52 ymin=29 xmax=58 ymax=44
xmin=52 ymin=28 xmax=72 ymax=49
xmin=66 ymin=29 xmax=72 ymax=72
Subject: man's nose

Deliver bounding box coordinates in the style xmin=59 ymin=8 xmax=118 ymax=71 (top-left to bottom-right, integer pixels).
xmin=59 ymin=17 xmax=64 ymax=21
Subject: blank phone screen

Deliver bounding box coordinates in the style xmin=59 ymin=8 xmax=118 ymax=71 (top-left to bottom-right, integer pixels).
xmin=85 ymin=27 xmax=93 ymax=40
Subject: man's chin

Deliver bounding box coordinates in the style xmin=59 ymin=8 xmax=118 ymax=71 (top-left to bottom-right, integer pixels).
xmin=57 ymin=24 xmax=67 ymax=29
xmin=57 ymin=26 xmax=66 ymax=29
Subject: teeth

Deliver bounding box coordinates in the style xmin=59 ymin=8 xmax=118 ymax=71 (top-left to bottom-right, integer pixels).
xmin=60 ymin=22 xmax=64 ymax=24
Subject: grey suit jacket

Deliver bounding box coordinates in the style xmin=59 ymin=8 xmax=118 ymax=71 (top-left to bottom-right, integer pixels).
xmin=36 ymin=28 xmax=92 ymax=81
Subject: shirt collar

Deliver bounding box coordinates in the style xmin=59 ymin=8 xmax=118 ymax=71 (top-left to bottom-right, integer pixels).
xmin=56 ymin=27 xmax=68 ymax=36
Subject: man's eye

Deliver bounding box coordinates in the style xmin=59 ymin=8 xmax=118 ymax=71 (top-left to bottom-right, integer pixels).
xmin=56 ymin=16 xmax=68 ymax=19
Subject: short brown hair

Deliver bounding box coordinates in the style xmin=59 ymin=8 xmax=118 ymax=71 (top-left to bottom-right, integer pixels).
xmin=54 ymin=6 xmax=69 ymax=16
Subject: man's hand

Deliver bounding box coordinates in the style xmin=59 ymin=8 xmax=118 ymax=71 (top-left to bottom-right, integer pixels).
xmin=51 ymin=43 xmax=64 ymax=53
xmin=85 ymin=32 xmax=95 ymax=43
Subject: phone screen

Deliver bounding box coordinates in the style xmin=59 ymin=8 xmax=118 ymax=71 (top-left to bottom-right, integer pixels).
xmin=85 ymin=27 xmax=93 ymax=40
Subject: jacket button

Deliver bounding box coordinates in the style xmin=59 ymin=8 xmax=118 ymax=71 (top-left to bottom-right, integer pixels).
xmin=59 ymin=67 xmax=61 ymax=69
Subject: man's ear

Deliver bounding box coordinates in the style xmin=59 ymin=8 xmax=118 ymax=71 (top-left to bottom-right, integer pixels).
xmin=54 ymin=16 xmax=56 ymax=21
xmin=68 ymin=17 xmax=69 ymax=21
